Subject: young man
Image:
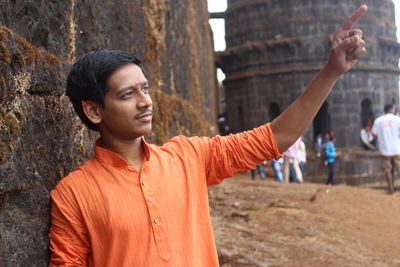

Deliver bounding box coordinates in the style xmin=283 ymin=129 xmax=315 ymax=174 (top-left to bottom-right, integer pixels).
xmin=49 ymin=6 xmax=367 ymax=266
xmin=371 ymin=104 xmax=400 ymax=194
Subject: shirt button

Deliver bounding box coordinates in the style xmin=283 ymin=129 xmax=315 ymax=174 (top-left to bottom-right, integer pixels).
xmin=148 ymin=197 xmax=153 ymax=202
xmin=141 ymin=181 xmax=145 ymax=187
xmin=127 ymin=166 xmax=134 ymax=171
xmin=154 ymin=218 xmax=160 ymax=224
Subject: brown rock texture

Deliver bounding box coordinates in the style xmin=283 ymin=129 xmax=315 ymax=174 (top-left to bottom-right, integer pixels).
xmin=0 ymin=1 xmax=216 ymax=265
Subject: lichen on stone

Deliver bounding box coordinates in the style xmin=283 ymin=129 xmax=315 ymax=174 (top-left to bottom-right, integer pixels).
xmin=6 ymin=113 xmax=21 ymax=135
xmin=14 ymin=48 xmax=25 ymax=68
xmin=0 ymin=193 xmax=9 ymax=210
xmin=151 ymin=89 xmax=214 ymax=144
xmin=0 ymin=74 xmax=6 ymax=101
xmin=13 ymin=71 xmax=31 ymax=94
xmin=0 ymin=141 xmax=7 ymax=162
xmin=67 ymin=0 xmax=77 ymax=63
xmin=41 ymin=51 xmax=61 ymax=67
xmin=0 ymin=26 xmax=14 ymax=38
xmin=0 ymin=42 xmax=12 ymax=64
xmin=14 ymin=36 xmax=41 ymax=65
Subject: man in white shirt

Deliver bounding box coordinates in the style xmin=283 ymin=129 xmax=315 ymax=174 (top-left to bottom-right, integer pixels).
xmin=360 ymin=126 xmax=376 ymax=150
xmin=283 ymin=137 xmax=303 ymax=183
xmin=371 ymin=104 xmax=400 ymax=194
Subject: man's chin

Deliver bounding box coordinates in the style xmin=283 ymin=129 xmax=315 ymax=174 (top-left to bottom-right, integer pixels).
xmin=139 ymin=124 xmax=152 ymax=137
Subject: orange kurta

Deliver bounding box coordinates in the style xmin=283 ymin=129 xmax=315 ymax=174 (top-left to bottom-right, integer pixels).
xmin=49 ymin=124 xmax=281 ymax=266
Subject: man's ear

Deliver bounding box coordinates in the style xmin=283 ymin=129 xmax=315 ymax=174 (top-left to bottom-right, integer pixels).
xmin=82 ymin=101 xmax=102 ymax=125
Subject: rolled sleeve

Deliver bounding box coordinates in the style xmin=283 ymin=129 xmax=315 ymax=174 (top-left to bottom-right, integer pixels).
xmin=186 ymin=123 xmax=281 ymax=185
xmin=49 ymin=184 xmax=90 ymax=267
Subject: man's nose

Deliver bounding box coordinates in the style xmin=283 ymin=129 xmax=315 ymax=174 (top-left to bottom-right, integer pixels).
xmin=137 ymin=92 xmax=152 ymax=109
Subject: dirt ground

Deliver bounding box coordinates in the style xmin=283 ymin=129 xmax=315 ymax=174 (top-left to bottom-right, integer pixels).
xmin=209 ymin=174 xmax=400 ymax=267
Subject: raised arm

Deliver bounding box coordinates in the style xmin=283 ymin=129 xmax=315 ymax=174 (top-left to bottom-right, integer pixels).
xmin=271 ymin=5 xmax=367 ymax=152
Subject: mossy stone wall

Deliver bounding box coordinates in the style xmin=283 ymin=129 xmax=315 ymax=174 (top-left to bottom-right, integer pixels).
xmin=0 ymin=1 xmax=217 ymax=265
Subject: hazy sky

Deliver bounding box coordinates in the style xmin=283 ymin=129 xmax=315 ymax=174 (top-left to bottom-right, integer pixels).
xmin=396 ymin=0 xmax=400 ymax=40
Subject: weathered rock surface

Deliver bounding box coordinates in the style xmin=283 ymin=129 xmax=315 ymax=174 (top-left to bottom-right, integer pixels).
xmin=0 ymin=1 xmax=216 ymax=265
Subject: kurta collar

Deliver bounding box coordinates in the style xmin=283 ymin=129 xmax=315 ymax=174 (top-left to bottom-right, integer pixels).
xmin=94 ymin=137 xmax=151 ymax=168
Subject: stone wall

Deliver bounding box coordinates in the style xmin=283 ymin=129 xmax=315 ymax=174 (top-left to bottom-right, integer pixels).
xmin=0 ymin=0 xmax=217 ymax=265
xmin=219 ymin=0 xmax=400 ymax=148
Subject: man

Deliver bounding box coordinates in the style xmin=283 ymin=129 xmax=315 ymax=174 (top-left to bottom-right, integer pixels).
xmin=360 ymin=125 xmax=377 ymax=150
xmin=49 ymin=5 xmax=367 ymax=266
xmin=283 ymin=137 xmax=303 ymax=183
xmin=371 ymin=104 xmax=400 ymax=194
xmin=217 ymin=113 xmax=230 ymax=136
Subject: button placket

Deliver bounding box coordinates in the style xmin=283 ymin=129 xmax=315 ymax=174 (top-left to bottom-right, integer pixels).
xmin=140 ymin=170 xmax=171 ymax=260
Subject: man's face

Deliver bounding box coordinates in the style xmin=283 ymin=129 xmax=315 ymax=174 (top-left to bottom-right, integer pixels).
xmin=97 ymin=63 xmax=153 ymax=140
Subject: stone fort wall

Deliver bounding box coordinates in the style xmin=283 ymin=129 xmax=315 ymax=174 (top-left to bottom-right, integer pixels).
xmin=0 ymin=0 xmax=217 ymax=265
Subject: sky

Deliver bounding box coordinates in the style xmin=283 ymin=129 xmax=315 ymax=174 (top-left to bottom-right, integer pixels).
xmin=207 ymin=0 xmax=400 ymax=81
xmin=207 ymin=1 xmax=227 ymax=52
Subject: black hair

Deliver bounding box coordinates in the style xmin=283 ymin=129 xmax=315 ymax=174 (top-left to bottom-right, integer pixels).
xmin=384 ymin=104 xmax=394 ymax=113
xmin=66 ymin=50 xmax=141 ymax=131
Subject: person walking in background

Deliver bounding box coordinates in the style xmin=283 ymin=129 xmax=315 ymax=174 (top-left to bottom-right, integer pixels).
xmin=271 ymin=158 xmax=284 ymax=182
xmin=250 ymin=164 xmax=266 ymax=180
xmin=371 ymin=104 xmax=400 ymax=194
xmin=298 ymin=137 xmax=307 ymax=172
xmin=325 ymin=136 xmax=339 ymax=185
xmin=283 ymin=137 xmax=303 ymax=183
xmin=314 ymin=133 xmax=323 ymax=158
xmin=217 ymin=113 xmax=230 ymax=136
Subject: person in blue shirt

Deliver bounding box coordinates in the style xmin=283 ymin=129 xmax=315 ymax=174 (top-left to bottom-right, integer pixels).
xmin=325 ymin=136 xmax=339 ymax=185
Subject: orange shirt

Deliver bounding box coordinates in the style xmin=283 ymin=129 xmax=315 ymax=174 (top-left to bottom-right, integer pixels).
xmin=49 ymin=124 xmax=281 ymax=267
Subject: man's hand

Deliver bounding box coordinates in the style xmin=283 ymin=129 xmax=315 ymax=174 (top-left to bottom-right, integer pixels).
xmin=271 ymin=5 xmax=368 ymax=152
xmin=326 ymin=5 xmax=368 ymax=75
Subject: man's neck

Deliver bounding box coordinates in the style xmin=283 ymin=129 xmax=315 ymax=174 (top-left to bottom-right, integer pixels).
xmin=99 ymin=136 xmax=145 ymax=171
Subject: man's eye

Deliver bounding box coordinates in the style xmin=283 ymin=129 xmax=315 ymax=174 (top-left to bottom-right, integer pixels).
xmin=142 ymin=87 xmax=149 ymax=94
xmin=122 ymin=92 xmax=133 ymax=98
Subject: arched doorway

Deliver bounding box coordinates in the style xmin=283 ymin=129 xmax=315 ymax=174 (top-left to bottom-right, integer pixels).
xmin=237 ymin=105 xmax=244 ymax=132
xmin=360 ymin=98 xmax=374 ymax=128
xmin=313 ymin=101 xmax=331 ymax=141
xmin=269 ymin=102 xmax=281 ymax=121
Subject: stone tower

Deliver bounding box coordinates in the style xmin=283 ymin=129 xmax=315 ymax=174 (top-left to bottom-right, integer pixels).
xmin=218 ymin=0 xmax=400 ymax=147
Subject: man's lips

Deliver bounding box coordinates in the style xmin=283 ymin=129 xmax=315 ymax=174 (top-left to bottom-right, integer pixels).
xmin=135 ymin=111 xmax=152 ymax=121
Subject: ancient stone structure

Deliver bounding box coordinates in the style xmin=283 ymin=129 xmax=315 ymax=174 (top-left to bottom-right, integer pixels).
xmin=0 ymin=0 xmax=216 ymax=265
xmin=218 ymin=0 xmax=400 ymax=148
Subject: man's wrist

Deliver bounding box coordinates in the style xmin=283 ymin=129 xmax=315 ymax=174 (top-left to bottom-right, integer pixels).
xmin=318 ymin=64 xmax=341 ymax=85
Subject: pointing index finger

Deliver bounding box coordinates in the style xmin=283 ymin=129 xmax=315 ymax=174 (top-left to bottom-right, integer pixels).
xmin=340 ymin=5 xmax=368 ymax=31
